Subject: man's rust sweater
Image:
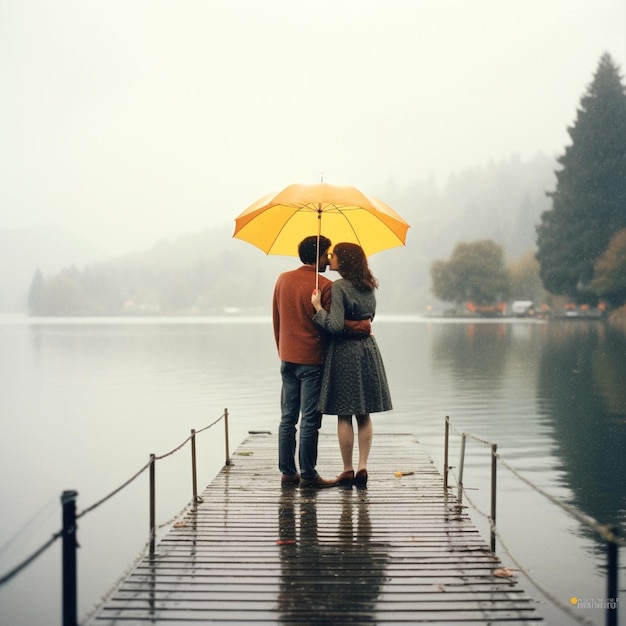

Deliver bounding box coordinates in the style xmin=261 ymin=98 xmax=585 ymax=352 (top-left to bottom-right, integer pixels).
xmin=272 ymin=265 xmax=332 ymax=365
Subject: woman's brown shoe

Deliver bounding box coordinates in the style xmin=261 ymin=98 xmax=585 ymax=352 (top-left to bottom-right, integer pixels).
xmin=354 ymin=469 xmax=368 ymax=488
xmin=336 ymin=470 xmax=354 ymax=486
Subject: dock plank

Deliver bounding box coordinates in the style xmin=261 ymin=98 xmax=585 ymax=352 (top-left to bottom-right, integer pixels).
xmin=87 ymin=433 xmax=542 ymax=624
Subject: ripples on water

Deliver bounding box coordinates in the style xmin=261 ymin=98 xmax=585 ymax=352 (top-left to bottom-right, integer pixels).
xmin=0 ymin=315 xmax=624 ymax=625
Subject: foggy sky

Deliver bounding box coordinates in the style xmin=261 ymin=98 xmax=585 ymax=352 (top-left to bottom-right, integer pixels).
xmin=1 ymin=0 xmax=625 ymax=256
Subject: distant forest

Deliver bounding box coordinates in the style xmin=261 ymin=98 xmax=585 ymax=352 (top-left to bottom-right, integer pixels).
xmin=27 ymin=154 xmax=555 ymax=316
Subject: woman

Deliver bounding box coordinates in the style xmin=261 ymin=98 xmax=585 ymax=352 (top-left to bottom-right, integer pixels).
xmin=311 ymin=242 xmax=392 ymax=488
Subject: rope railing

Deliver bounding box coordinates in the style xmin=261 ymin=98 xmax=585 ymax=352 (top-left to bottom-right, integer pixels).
xmin=154 ymin=433 xmax=193 ymax=461
xmin=0 ymin=408 xmax=231 ymax=626
xmin=443 ymin=415 xmax=622 ymax=626
xmin=77 ymin=458 xmax=152 ymax=520
xmin=497 ymin=455 xmax=625 ymax=548
xmin=0 ymin=529 xmax=63 ymax=587
xmin=445 ymin=457 xmax=598 ymax=626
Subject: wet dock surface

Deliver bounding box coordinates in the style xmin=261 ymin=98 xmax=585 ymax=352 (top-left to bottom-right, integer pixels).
xmin=87 ymin=432 xmax=542 ymax=624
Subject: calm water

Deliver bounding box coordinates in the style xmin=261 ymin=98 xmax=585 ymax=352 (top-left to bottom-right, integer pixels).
xmin=0 ymin=316 xmax=624 ymax=625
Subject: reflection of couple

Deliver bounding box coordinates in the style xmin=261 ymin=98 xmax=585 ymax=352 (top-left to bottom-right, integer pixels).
xmin=277 ymin=488 xmax=387 ymax=622
xmin=273 ymin=235 xmax=392 ymax=489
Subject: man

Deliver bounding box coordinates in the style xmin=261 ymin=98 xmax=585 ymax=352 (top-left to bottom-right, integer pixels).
xmin=273 ymin=235 xmax=337 ymax=487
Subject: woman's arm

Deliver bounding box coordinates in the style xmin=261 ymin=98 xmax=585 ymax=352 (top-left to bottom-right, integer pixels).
xmin=311 ymin=282 xmax=346 ymax=335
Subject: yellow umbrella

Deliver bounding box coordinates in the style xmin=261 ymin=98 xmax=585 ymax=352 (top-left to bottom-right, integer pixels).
xmin=233 ymin=182 xmax=410 ymax=258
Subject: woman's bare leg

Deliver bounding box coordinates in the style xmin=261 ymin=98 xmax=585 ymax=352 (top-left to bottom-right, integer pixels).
xmin=337 ymin=415 xmax=354 ymax=472
xmin=355 ymin=413 xmax=372 ymax=472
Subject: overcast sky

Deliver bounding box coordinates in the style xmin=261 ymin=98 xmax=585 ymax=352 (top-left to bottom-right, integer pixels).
xmin=1 ymin=0 xmax=625 ymax=256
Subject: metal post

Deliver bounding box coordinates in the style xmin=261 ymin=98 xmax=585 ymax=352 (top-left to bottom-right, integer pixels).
xmin=61 ymin=490 xmax=78 ymax=626
xmin=457 ymin=433 xmax=466 ymax=503
xmin=224 ymin=408 xmax=232 ymax=466
xmin=490 ymin=444 xmax=497 ymax=552
xmin=606 ymin=526 xmax=619 ymax=626
xmin=149 ymin=454 xmax=156 ymax=556
xmin=443 ymin=416 xmax=449 ymax=491
xmin=191 ymin=429 xmax=199 ymax=504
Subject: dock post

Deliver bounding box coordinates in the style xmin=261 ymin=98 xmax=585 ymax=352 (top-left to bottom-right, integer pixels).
xmin=61 ymin=490 xmax=78 ymax=626
xmin=606 ymin=526 xmax=619 ymax=626
xmin=191 ymin=429 xmax=199 ymax=504
xmin=443 ymin=416 xmax=449 ymax=491
xmin=224 ymin=408 xmax=232 ymax=466
xmin=457 ymin=434 xmax=466 ymax=503
xmin=490 ymin=444 xmax=497 ymax=552
xmin=149 ymin=454 xmax=156 ymax=556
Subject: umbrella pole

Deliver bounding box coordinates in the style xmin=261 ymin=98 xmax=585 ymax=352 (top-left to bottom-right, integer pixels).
xmin=316 ymin=210 xmax=322 ymax=291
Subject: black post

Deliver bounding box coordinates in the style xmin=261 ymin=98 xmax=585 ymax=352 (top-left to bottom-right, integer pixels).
xmin=149 ymin=454 xmax=156 ymax=556
xmin=191 ymin=429 xmax=199 ymax=503
xmin=606 ymin=526 xmax=619 ymax=626
xmin=490 ymin=444 xmax=497 ymax=553
xmin=61 ymin=490 xmax=78 ymax=626
xmin=443 ymin=416 xmax=449 ymax=491
xmin=224 ymin=408 xmax=232 ymax=466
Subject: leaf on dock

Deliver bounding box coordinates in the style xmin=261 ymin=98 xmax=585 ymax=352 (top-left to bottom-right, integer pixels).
xmin=493 ymin=567 xmax=517 ymax=578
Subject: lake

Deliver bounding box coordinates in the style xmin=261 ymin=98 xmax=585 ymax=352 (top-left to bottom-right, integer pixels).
xmin=0 ymin=315 xmax=624 ymax=625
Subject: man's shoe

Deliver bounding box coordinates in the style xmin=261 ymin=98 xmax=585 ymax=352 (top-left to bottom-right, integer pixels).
xmin=300 ymin=475 xmax=338 ymax=488
xmin=281 ymin=473 xmax=301 ymax=486
xmin=336 ymin=470 xmax=355 ymax=486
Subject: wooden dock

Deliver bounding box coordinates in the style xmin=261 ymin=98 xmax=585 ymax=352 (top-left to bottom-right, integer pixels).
xmin=87 ymin=433 xmax=543 ymax=624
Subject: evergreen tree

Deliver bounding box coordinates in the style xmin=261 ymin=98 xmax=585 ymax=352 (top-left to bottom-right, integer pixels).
xmin=589 ymin=228 xmax=626 ymax=305
xmin=536 ymin=53 xmax=626 ymax=300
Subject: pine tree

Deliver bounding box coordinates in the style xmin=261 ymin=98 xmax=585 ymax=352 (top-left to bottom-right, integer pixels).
xmin=589 ymin=228 xmax=626 ymax=305
xmin=536 ymin=53 xmax=626 ymax=301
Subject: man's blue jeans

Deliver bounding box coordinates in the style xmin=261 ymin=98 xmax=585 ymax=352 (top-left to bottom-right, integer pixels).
xmin=278 ymin=362 xmax=323 ymax=480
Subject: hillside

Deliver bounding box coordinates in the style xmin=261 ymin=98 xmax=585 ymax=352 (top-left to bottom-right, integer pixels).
xmin=369 ymin=153 xmax=555 ymax=311
xmin=7 ymin=154 xmax=556 ymax=315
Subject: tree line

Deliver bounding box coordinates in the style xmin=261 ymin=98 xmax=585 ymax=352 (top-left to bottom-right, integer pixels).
xmin=27 ymin=229 xmax=288 ymax=316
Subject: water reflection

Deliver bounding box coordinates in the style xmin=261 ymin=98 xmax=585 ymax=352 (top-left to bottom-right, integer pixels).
xmin=538 ymin=322 xmax=626 ymax=528
xmin=431 ymin=322 xmax=511 ymax=385
xmin=429 ymin=319 xmax=626 ymax=533
xmin=278 ymin=489 xmax=388 ymax=623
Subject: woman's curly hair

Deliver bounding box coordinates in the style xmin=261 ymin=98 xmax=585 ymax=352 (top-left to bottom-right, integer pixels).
xmin=333 ymin=243 xmax=378 ymax=291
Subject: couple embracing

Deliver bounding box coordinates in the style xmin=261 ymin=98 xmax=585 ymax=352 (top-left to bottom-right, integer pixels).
xmin=272 ymin=235 xmax=392 ymax=489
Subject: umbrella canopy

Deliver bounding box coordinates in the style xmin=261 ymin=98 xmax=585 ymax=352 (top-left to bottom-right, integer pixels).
xmin=233 ymin=182 xmax=410 ymax=257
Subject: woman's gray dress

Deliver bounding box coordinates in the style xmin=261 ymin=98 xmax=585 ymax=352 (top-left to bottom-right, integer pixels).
xmin=313 ymin=279 xmax=392 ymax=415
